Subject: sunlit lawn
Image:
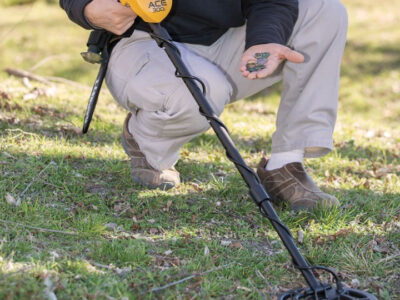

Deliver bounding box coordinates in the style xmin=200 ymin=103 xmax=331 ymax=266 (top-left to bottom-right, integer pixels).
xmin=0 ymin=1 xmax=399 ymax=299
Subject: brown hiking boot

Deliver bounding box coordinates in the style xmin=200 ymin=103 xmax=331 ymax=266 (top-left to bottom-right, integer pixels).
xmin=121 ymin=113 xmax=180 ymax=190
xmin=256 ymin=157 xmax=339 ymax=211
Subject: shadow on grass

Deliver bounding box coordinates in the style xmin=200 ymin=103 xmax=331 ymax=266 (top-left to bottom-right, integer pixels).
xmin=185 ymin=131 xmax=273 ymax=155
xmin=1 ymin=105 xmax=274 ymax=155
xmin=0 ymin=116 xmax=121 ymax=147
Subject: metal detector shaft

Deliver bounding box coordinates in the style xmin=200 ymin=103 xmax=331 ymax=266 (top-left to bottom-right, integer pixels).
xmin=82 ymin=60 xmax=108 ymax=134
xmin=148 ymin=23 xmax=321 ymax=291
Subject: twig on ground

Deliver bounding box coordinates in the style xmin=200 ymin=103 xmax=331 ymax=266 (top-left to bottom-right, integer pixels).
xmin=4 ymin=67 xmax=93 ymax=90
xmin=0 ymin=219 xmax=78 ymax=236
xmin=4 ymin=67 xmax=51 ymax=85
xmin=19 ymin=161 xmax=56 ymax=198
xmin=4 ymin=67 xmax=92 ymax=90
xmin=89 ymin=261 xmax=113 ymax=270
xmin=147 ymin=263 xmax=233 ymax=294
xmin=6 ymin=128 xmax=40 ymax=138
xmin=1 ymin=151 xmax=16 ymax=160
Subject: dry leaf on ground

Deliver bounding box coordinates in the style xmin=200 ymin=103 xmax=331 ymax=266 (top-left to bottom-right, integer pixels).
xmin=6 ymin=193 xmax=21 ymax=206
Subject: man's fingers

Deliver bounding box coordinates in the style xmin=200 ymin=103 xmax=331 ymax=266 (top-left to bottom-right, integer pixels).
xmin=240 ymin=55 xmax=254 ymax=72
xmin=247 ymin=72 xmax=258 ymax=80
xmin=241 ymin=55 xmax=279 ymax=79
xmin=283 ymin=48 xmax=304 ymax=63
xmin=255 ymin=59 xmax=280 ymax=78
xmin=241 ymin=70 xmax=250 ymax=77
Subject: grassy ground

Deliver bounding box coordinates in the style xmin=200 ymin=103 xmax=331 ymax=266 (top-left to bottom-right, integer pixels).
xmin=0 ymin=1 xmax=399 ymax=299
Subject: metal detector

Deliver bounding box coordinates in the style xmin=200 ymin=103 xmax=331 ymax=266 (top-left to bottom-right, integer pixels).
xmin=82 ymin=1 xmax=378 ymax=298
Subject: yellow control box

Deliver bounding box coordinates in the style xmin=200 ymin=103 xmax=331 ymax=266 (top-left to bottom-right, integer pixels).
xmin=120 ymin=0 xmax=172 ymax=23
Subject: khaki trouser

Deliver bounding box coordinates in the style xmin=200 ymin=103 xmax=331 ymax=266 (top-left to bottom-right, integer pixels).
xmin=106 ymin=0 xmax=348 ymax=170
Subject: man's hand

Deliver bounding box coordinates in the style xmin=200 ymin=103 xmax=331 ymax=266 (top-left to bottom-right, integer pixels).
xmin=240 ymin=43 xmax=304 ymax=80
xmin=84 ymin=0 xmax=137 ymax=35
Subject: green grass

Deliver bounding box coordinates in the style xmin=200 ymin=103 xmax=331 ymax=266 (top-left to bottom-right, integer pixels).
xmin=0 ymin=1 xmax=399 ymax=299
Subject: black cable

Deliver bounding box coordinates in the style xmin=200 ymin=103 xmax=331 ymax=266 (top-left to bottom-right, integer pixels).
xmin=259 ymin=205 xmax=293 ymax=237
xmin=149 ymin=32 xmax=182 ymax=56
xmin=294 ymin=264 xmax=345 ymax=295
xmin=175 ymin=70 xmax=207 ymax=95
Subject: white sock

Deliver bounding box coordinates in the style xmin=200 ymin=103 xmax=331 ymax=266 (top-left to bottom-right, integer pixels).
xmin=265 ymin=149 xmax=304 ymax=171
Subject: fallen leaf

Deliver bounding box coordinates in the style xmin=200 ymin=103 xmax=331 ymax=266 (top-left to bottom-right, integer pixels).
xmin=375 ymin=168 xmax=391 ymax=178
xmin=365 ymin=130 xmax=375 ymax=138
xmin=49 ymin=251 xmax=60 ymax=259
xmin=372 ymin=245 xmax=389 ymax=254
xmin=186 ymin=278 xmax=203 ymax=290
xmin=298 ymin=230 xmax=304 ymax=244
xmin=163 ymin=200 xmax=172 ymax=212
xmin=23 ymin=91 xmax=40 ymax=101
xmin=0 ymin=90 xmax=11 ymax=100
xmin=5 ymin=193 xmax=20 ymax=206
xmin=204 ymin=246 xmax=210 ymax=256
xmin=153 ymin=255 xmax=182 ymax=268
xmin=215 ymin=170 xmax=227 ymax=177
xmin=131 ymin=223 xmax=140 ymax=231
xmin=149 ymin=228 xmax=158 ymax=234
xmin=237 ymin=286 xmax=251 ymax=292
xmin=164 ymin=250 xmax=173 ymax=255
xmin=331 ymin=228 xmax=351 ymax=239
xmin=87 ymin=185 xmax=106 ymax=195
xmin=105 ymin=223 xmax=118 ymax=231
xmin=230 ymin=242 xmax=243 ymax=249
xmin=116 ymin=267 xmax=131 ymax=277
xmin=0 ymin=98 xmax=21 ymax=112
xmin=59 ymin=125 xmax=81 ymax=135
xmin=45 ymin=87 xmax=57 ymax=97
xmin=191 ymin=215 xmax=198 ymax=223
xmin=22 ymin=77 xmax=32 ymax=88
xmin=191 ymin=182 xmax=202 ymax=191
xmin=221 ymin=240 xmax=232 ymax=246
xmin=182 ymin=233 xmax=190 ymax=243
xmin=350 ymin=278 xmax=360 ymax=288
xmin=313 ymin=228 xmax=351 ymax=244
xmin=32 ymin=106 xmax=47 ymax=116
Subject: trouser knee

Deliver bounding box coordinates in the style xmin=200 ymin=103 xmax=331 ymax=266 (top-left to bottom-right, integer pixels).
xmin=161 ymin=80 xmax=231 ymax=137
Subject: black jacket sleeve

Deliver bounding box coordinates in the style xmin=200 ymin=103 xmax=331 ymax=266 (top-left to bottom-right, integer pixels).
xmin=59 ymin=0 xmax=94 ymax=29
xmin=244 ymin=0 xmax=298 ymax=49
